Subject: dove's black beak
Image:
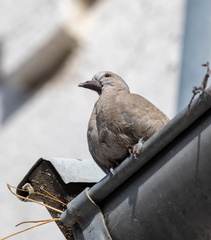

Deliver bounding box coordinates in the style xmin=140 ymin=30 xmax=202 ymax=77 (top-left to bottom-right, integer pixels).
xmin=78 ymin=80 xmax=102 ymax=95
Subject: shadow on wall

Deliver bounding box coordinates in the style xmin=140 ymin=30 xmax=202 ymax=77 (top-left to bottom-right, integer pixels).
xmin=0 ymin=42 xmax=29 ymax=123
xmin=0 ymin=42 xmax=73 ymax=124
xmin=0 ymin=84 xmax=31 ymax=124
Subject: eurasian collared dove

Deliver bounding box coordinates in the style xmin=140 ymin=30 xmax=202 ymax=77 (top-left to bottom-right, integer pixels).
xmin=79 ymin=72 xmax=169 ymax=174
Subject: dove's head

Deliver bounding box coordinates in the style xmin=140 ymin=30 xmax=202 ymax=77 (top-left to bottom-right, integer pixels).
xmin=78 ymin=71 xmax=130 ymax=95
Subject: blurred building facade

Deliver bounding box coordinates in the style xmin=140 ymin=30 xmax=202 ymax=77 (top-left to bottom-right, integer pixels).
xmin=1 ymin=0 xmax=210 ymax=239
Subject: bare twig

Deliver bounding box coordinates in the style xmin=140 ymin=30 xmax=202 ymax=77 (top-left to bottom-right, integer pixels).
xmin=15 ymin=218 xmax=60 ymax=227
xmin=7 ymin=184 xmax=63 ymax=214
xmin=188 ymin=62 xmax=211 ymax=109
xmin=0 ymin=184 xmax=67 ymax=239
xmin=40 ymin=188 xmax=66 ymax=206
xmin=0 ymin=218 xmax=60 ymax=240
xmin=14 ymin=185 xmax=67 ymax=207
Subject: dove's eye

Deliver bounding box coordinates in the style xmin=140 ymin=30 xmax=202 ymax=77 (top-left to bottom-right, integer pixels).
xmin=104 ymin=73 xmax=111 ymax=78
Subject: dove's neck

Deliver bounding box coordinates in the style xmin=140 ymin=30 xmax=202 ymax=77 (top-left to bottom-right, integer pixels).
xmin=101 ymin=85 xmax=130 ymax=94
xmin=98 ymin=88 xmax=130 ymax=105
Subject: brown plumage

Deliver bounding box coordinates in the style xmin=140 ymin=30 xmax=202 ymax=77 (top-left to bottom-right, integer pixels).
xmin=79 ymin=72 xmax=169 ymax=174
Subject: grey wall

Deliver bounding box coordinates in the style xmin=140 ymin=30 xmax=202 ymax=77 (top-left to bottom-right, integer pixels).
xmin=0 ymin=0 xmax=185 ymax=239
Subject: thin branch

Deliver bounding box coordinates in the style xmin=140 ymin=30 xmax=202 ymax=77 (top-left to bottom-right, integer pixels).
xmin=15 ymin=185 xmax=67 ymax=206
xmin=0 ymin=218 xmax=60 ymax=240
xmin=7 ymin=184 xmax=63 ymax=214
xmin=40 ymin=188 xmax=67 ymax=206
xmin=15 ymin=218 xmax=60 ymax=227
xmin=188 ymin=62 xmax=211 ymax=109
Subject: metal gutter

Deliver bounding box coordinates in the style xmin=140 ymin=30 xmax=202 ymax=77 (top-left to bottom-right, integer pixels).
xmin=16 ymin=87 xmax=211 ymax=239
xmin=60 ymin=87 xmax=211 ymax=239
xmin=88 ymin=87 xmax=211 ymax=203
